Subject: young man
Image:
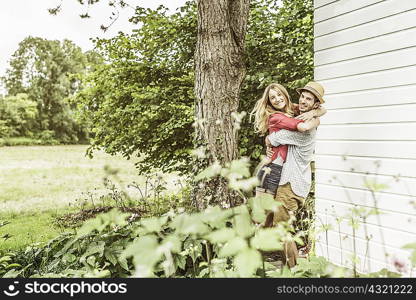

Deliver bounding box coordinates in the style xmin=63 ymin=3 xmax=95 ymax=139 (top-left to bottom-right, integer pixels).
xmin=265 ymin=81 xmax=326 ymax=268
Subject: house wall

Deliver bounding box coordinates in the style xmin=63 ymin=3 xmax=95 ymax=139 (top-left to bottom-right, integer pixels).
xmin=313 ymin=0 xmax=416 ymax=275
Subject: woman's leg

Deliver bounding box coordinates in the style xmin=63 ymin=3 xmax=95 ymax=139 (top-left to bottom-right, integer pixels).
xmin=255 ymin=163 xmax=283 ymax=227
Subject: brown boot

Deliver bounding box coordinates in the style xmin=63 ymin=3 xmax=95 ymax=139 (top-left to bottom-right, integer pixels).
xmin=281 ymin=240 xmax=299 ymax=268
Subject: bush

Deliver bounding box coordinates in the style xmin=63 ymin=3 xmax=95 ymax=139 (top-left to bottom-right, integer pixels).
xmin=0 ymin=136 xmax=59 ymax=147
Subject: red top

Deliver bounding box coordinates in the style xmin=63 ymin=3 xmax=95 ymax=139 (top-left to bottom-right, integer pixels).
xmin=268 ymin=108 xmax=303 ymax=163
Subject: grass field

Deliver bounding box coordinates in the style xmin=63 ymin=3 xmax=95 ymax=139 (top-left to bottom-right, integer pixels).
xmin=0 ymin=145 xmax=180 ymax=251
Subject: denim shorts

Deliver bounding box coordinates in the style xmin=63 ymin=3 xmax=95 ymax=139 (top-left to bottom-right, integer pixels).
xmin=256 ymin=163 xmax=283 ymax=195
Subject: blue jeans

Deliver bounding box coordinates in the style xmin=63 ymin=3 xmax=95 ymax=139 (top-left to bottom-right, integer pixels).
xmin=256 ymin=163 xmax=283 ymax=195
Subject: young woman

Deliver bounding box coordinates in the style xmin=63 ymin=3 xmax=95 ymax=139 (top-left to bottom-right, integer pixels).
xmin=250 ymin=83 xmax=325 ymax=198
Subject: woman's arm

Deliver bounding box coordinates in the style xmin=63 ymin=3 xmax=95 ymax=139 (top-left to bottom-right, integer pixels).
xmin=295 ymin=105 xmax=327 ymax=121
xmin=268 ymin=113 xmax=303 ymax=132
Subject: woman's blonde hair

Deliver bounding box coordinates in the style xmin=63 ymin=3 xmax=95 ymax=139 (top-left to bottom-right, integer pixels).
xmin=250 ymin=83 xmax=294 ymax=135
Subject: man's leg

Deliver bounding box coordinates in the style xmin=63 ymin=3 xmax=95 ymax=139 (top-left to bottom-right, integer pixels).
xmin=272 ymin=183 xmax=305 ymax=268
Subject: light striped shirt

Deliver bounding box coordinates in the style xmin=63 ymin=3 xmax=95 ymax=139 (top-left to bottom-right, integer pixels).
xmin=268 ymin=129 xmax=317 ymax=198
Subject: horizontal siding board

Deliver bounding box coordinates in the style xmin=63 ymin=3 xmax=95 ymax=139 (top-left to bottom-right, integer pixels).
xmin=323 ymin=229 xmax=413 ymax=265
xmin=315 ymin=27 xmax=416 ymax=66
xmin=315 ymin=169 xmax=416 ymax=197
xmin=319 ymin=103 xmax=416 ymax=124
xmin=321 ymin=85 xmax=416 ymax=110
xmin=315 ymin=198 xmax=416 ymax=233
xmin=317 ymin=123 xmax=416 ymax=141
xmin=315 ymin=47 xmax=416 ymax=81
xmin=316 ymin=213 xmax=416 ymax=249
xmin=315 ymin=184 xmax=416 ymax=214
xmin=317 ymin=230 xmax=414 ymax=274
xmin=320 ymin=66 xmax=416 ymax=95
xmin=315 ymin=9 xmax=416 ymax=51
xmin=315 ymin=242 xmax=390 ymax=274
xmin=315 ymin=140 xmax=416 ymax=160
xmin=316 ymin=242 xmax=416 ymax=275
xmin=314 ymin=0 xmax=385 ymax=23
xmin=314 ymin=155 xmax=416 ymax=178
xmin=315 ymin=0 xmax=416 ymax=37
xmin=314 ymin=0 xmax=339 ymax=10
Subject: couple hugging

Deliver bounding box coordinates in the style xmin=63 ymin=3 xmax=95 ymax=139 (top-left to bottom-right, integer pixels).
xmin=251 ymin=81 xmax=326 ymax=268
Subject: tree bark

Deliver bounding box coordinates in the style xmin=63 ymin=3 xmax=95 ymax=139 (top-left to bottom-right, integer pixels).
xmin=193 ymin=0 xmax=251 ymax=210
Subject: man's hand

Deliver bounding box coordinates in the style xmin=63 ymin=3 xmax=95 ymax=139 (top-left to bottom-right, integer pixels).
xmin=265 ymin=136 xmax=272 ymax=148
xmin=295 ymin=110 xmax=315 ymax=121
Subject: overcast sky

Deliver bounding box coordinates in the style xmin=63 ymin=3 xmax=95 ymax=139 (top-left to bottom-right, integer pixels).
xmin=0 ymin=0 xmax=188 ymax=81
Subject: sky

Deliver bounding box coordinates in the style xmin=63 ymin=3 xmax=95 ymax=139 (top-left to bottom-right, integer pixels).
xmin=0 ymin=0 xmax=188 ymax=85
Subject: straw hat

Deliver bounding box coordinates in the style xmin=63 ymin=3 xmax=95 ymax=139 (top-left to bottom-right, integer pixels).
xmin=296 ymin=81 xmax=325 ymax=104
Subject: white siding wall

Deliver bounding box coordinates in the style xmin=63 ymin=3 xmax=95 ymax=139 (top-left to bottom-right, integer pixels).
xmin=313 ymin=0 xmax=416 ymax=275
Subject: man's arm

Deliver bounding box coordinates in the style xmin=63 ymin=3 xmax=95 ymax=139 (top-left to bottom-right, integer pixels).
xmin=266 ymin=128 xmax=311 ymax=147
xmin=297 ymin=117 xmax=320 ymax=132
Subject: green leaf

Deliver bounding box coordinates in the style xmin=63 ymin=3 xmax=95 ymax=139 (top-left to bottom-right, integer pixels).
xmin=219 ymin=236 xmax=248 ymax=257
xmin=118 ymin=256 xmax=130 ymax=271
xmin=234 ymin=248 xmax=262 ymax=277
xmin=248 ymin=194 xmax=281 ymax=223
xmin=195 ymin=162 xmax=222 ymax=181
xmin=200 ymin=206 xmax=233 ymax=228
xmin=5 ymin=263 xmax=22 ymax=270
xmin=223 ymin=158 xmax=251 ymax=179
xmin=104 ymin=250 xmax=118 ymax=266
xmin=171 ymin=213 xmax=210 ymax=235
xmin=229 ymin=177 xmax=259 ymax=192
xmin=122 ymin=235 xmax=161 ymax=276
xmin=0 ymin=256 xmax=12 ymax=263
xmin=86 ymin=256 xmax=96 ymax=266
xmin=206 ymin=228 xmax=236 ymax=244
xmin=80 ymin=241 xmax=106 ymax=263
xmin=250 ymin=228 xmax=283 ymax=251
xmin=234 ymin=206 xmax=255 ymax=238
xmin=63 ymin=253 xmax=77 ymax=264
xmin=174 ymin=254 xmax=187 ymax=270
xmin=403 ymin=243 xmax=416 ymax=250
xmin=76 ymin=217 xmax=106 ymax=237
xmin=140 ymin=216 xmax=168 ymax=233
xmin=364 ymin=180 xmax=389 ymax=192
xmin=160 ymin=234 xmax=182 ymax=254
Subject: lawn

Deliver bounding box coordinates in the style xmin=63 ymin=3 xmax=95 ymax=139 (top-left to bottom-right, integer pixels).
xmin=0 ymin=145 xmax=180 ymax=251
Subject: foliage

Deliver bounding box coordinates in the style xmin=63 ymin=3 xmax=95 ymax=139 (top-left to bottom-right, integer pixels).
xmin=72 ymin=3 xmax=196 ymax=174
xmin=72 ymin=0 xmax=314 ymax=175
xmin=3 ymin=155 xmax=414 ymax=278
xmin=2 ymin=37 xmax=102 ymax=143
xmin=0 ymin=157 xmax=307 ymax=278
xmin=0 ymin=221 xmax=22 ymax=277
xmin=0 ymin=94 xmax=38 ymax=138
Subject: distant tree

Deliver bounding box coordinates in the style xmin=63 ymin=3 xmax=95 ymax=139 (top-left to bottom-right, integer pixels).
xmin=2 ymin=37 xmax=102 ymax=143
xmin=0 ymin=93 xmax=38 ymax=138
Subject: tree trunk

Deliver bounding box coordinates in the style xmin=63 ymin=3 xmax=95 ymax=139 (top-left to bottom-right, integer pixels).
xmin=193 ymin=0 xmax=251 ymax=210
